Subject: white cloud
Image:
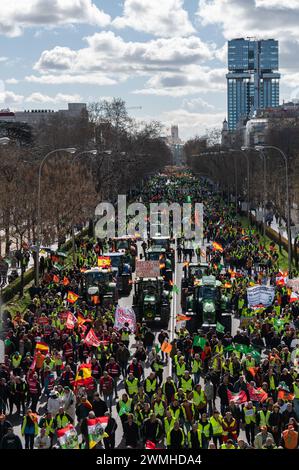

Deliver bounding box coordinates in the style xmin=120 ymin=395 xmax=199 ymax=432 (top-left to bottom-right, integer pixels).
xmin=25 ymin=92 xmax=82 ymax=104
xmin=0 ymin=91 xmax=24 ymax=106
xmin=182 ymin=97 xmax=216 ymax=112
xmin=157 ymin=108 xmax=224 ymax=139
xmin=112 ymin=0 xmax=195 ymax=37
xmin=0 ymin=57 xmax=8 ymax=63
xmin=5 ymin=78 xmax=19 ymax=85
xmin=0 ymin=0 xmax=110 ymax=37
xmin=29 ymin=31 xmax=216 ymax=86
xmin=255 ymin=0 xmax=298 ymax=8
xmin=133 ymin=65 xmax=226 ymax=96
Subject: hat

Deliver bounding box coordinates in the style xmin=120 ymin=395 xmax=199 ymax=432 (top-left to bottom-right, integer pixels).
xmin=64 ymin=386 xmax=70 ymax=390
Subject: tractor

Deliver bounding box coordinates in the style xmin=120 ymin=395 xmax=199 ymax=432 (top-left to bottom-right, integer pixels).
xmin=83 ymin=267 xmax=118 ymax=308
xmin=102 ymin=252 xmax=132 ymax=297
xmin=132 ymin=277 xmax=171 ymax=327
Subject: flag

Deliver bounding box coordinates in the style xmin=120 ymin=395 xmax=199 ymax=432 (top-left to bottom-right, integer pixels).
xmin=216 ymin=322 xmax=225 ymax=333
xmin=87 ymin=416 xmax=109 ymax=448
xmin=176 ymin=314 xmax=191 ymax=322
xmin=84 ymin=328 xmax=101 ymax=347
xmin=98 ymin=256 xmax=111 ymax=268
xmin=223 ymin=283 xmax=232 ymax=289
xmin=290 ymin=292 xmax=299 ymax=303
xmin=30 ymin=356 xmax=36 ymax=371
xmin=67 ymin=291 xmax=79 ymax=304
xmin=62 ymin=276 xmax=70 ymax=286
xmin=212 ymin=242 xmax=224 ymax=253
xmin=35 ymin=341 xmax=49 ymax=354
xmin=145 ymin=440 xmax=156 ymax=449
xmin=53 ymin=274 xmax=59 ymax=283
xmin=161 ymin=342 xmax=172 ymax=354
xmin=77 ymin=313 xmax=91 ymax=326
xmin=248 ymin=367 xmax=259 ymax=377
xmin=247 ymin=384 xmax=268 ymax=403
xmin=57 ymin=424 xmax=79 ymax=449
xmin=193 ymin=336 xmax=207 ymax=349
xmin=74 ymin=363 xmax=93 ymax=388
xmin=278 ymin=390 xmax=295 ymax=401
xmin=227 ymin=389 xmax=247 ymax=404
xmin=66 ymin=312 xmax=77 ymax=330
xmin=172 ymin=284 xmax=179 ymax=295
xmin=91 ymin=295 xmax=100 ymax=305
xmin=28 ymin=412 xmax=38 ymax=423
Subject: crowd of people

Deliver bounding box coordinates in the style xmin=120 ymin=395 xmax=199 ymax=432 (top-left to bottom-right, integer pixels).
xmin=0 ymin=173 xmax=299 ymax=450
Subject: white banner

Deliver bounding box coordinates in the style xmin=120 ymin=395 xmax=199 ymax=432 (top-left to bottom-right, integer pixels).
xmin=287 ymin=278 xmax=299 ymax=293
xmin=247 ymin=285 xmax=275 ymax=308
xmin=114 ymin=305 xmax=136 ymax=333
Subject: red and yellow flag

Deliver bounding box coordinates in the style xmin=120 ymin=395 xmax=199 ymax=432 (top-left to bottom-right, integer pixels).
xmin=98 ymin=256 xmax=111 ymax=268
xmin=176 ymin=314 xmax=191 ymax=322
xmin=74 ymin=363 xmax=93 ymax=388
xmin=35 ymin=341 xmax=49 ymax=354
xmin=212 ymin=242 xmax=224 ymax=253
xmin=67 ymin=291 xmax=79 ymax=304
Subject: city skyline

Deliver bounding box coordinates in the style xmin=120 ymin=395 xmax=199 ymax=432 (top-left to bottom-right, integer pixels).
xmin=0 ymin=1 xmax=299 ymax=139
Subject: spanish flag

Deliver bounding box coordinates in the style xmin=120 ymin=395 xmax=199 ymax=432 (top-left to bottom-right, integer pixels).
xmin=35 ymin=341 xmax=49 ymax=354
xmin=74 ymin=363 xmax=93 ymax=388
xmin=212 ymin=242 xmax=224 ymax=253
xmin=176 ymin=314 xmax=191 ymax=322
xmin=67 ymin=291 xmax=79 ymax=304
xmin=98 ymin=256 xmax=111 ymax=268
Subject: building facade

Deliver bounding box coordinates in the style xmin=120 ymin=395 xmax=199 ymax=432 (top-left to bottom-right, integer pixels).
xmin=0 ymin=103 xmax=87 ymax=126
xmin=227 ymin=38 xmax=280 ymax=131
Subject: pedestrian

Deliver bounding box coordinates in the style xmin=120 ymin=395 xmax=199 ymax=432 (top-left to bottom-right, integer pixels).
xmin=103 ymin=411 xmax=118 ymax=450
xmin=0 ymin=426 xmax=23 ymax=449
xmin=21 ymin=409 xmax=39 ymax=450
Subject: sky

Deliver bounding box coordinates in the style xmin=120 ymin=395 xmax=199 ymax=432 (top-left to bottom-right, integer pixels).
xmin=0 ymin=0 xmax=299 ymax=140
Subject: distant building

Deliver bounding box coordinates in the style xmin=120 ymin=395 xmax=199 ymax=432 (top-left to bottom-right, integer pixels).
xmin=0 ymin=103 xmax=87 ymax=126
xmin=165 ymin=125 xmax=185 ymax=165
xmin=227 ymin=38 xmax=280 ymax=131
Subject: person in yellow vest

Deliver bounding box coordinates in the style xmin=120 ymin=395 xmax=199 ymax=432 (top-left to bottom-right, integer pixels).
xmin=153 ymin=396 xmax=167 ymax=420
xmin=179 ymin=371 xmax=194 ymax=394
xmin=166 ymin=420 xmax=185 ymax=449
xmin=168 ymin=399 xmax=182 ymax=422
xmin=214 ymin=340 xmax=224 ymax=357
xmin=209 ymin=410 xmax=223 ymax=448
xmin=192 ymin=384 xmax=207 ymax=417
xmin=187 ymin=422 xmax=202 ymax=449
xmin=222 ymin=411 xmax=238 ymax=443
xmin=38 ymin=411 xmax=56 ymax=447
xmin=174 ymin=388 xmax=186 ymax=404
xmin=11 ymin=351 xmax=22 ymax=375
xmin=220 ymin=438 xmax=236 ymax=449
xmin=242 ymin=401 xmax=256 ymax=446
xmin=125 ymin=372 xmax=139 ymax=398
xmin=117 ymin=393 xmax=132 ymax=428
xmin=257 ymin=404 xmax=271 ymax=429
xmin=163 ymin=410 xmax=176 ymax=444
xmin=191 ymin=353 xmax=202 ymax=385
xmin=292 ymin=377 xmax=299 ymax=418
xmin=199 ymin=412 xmax=212 ymax=449
xmin=175 ymin=357 xmax=186 ymax=384
xmin=144 ymin=372 xmax=157 ymax=399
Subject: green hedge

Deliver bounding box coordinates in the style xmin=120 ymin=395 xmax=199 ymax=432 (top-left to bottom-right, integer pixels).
xmin=1 ymin=268 xmax=35 ymax=303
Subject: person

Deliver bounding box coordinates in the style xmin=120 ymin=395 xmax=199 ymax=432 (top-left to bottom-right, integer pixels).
xmin=220 ymin=438 xmax=236 ymax=449
xmin=21 ymin=409 xmax=39 ymax=449
xmin=0 ymin=426 xmax=23 ymax=449
xmin=281 ymin=424 xmax=298 ymax=449
xmin=91 ymin=392 xmax=108 ymax=417
xmin=167 ymin=420 xmax=185 ymax=449
xmin=254 ymin=426 xmax=274 ymax=449
xmin=115 ymin=343 xmax=130 ymax=379
xmin=12 ymin=376 xmax=27 ymax=416
xmin=268 ymin=403 xmax=282 ymax=446
xmin=123 ymin=413 xmax=139 ymax=448
xmin=209 ymin=410 xmax=223 ymax=448
xmin=142 ymin=413 xmax=163 ymax=446
xmin=187 ymin=422 xmax=202 ymax=449
xmin=262 ymin=437 xmax=277 ymax=449
xmin=56 ymin=406 xmax=73 ymax=429
xmin=242 ymin=401 xmax=256 ymax=446
xmin=38 ymin=411 xmax=56 ymax=447
xmin=0 ymin=413 xmax=12 ymax=444
xmin=117 ymin=393 xmax=132 ymax=429
xmin=222 ymin=411 xmax=238 ymax=443
xmin=63 ymin=386 xmax=76 ymax=422
xmin=103 ymin=411 xmax=118 ymax=450
xmin=34 ymin=427 xmax=51 ymax=449
xmin=99 ymin=371 xmax=114 ymax=412
xmin=105 ymin=357 xmax=121 ymax=399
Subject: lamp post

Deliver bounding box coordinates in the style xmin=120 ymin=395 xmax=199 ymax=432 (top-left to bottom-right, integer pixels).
xmin=36 ymin=147 xmax=77 ymax=286
xmin=256 ymin=145 xmax=292 ymax=277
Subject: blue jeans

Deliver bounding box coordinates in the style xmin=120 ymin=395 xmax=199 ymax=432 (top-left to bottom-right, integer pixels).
xmin=103 ymin=394 xmax=113 ymax=411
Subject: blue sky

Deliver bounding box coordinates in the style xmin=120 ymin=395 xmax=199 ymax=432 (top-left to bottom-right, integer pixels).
xmin=0 ymin=0 xmax=299 ymax=139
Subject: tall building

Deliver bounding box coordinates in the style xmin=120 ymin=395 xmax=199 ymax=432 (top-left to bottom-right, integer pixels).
xmin=226 ymin=38 xmax=280 ymax=130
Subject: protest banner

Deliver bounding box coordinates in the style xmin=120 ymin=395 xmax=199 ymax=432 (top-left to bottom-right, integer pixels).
xmin=57 ymin=424 xmax=79 ymax=449
xmin=114 ymin=305 xmax=137 ymax=333
xmin=247 ymin=285 xmax=275 ymax=308
xmin=287 ymin=278 xmax=299 ymax=293
xmin=135 ymin=260 xmax=160 ymax=278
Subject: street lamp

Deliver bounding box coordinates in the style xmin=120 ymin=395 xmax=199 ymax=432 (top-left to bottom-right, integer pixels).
xmin=36 ymin=147 xmax=77 ymax=285
xmin=255 ymin=145 xmax=292 ymax=277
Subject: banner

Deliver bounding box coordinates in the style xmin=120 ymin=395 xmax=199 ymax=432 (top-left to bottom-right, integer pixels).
xmin=227 ymin=389 xmax=247 ymax=404
xmin=287 ymin=278 xmax=299 ymax=293
xmin=87 ymin=417 xmax=109 ymax=448
xmin=114 ymin=306 xmax=136 ymax=333
xmin=84 ymin=328 xmax=101 ymax=347
xmin=57 ymin=424 xmax=79 ymax=449
xmin=66 ymin=312 xmax=77 ymax=329
xmin=135 ymin=260 xmax=160 ymax=278
xmin=247 ymin=285 xmax=275 ymax=308
xmin=247 ymin=384 xmax=268 ymax=403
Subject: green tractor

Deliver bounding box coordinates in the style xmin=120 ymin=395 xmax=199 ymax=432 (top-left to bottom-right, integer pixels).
xmin=185 ymin=275 xmax=231 ymax=332
xmin=83 ymin=267 xmax=118 ymax=308
xmin=132 ymin=277 xmax=171 ymax=327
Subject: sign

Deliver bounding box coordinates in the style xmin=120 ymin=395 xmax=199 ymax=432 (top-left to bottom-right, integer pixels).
xmin=114 ymin=305 xmax=136 ymax=333
xmin=136 ymin=260 xmax=160 ymax=278
xmin=287 ymin=278 xmax=299 ymax=293
xmin=247 ymin=285 xmax=275 ymax=308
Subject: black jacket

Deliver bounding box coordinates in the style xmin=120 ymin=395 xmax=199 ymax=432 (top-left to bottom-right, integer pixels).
xmin=0 ymin=432 xmax=23 ymax=449
xmin=123 ymin=421 xmax=139 ymax=447
xmin=91 ymin=399 xmax=108 ymax=417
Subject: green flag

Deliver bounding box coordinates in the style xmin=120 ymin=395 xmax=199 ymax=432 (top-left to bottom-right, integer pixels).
xmin=216 ymin=322 xmax=225 ymax=333
xmin=193 ymin=335 xmax=207 ymax=349
xmin=155 ymin=344 xmax=161 ymax=353
xmin=172 ymin=284 xmax=179 ymax=295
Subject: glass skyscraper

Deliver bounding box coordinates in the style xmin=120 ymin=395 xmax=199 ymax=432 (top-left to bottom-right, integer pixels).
xmin=226 ymin=38 xmax=280 ymax=131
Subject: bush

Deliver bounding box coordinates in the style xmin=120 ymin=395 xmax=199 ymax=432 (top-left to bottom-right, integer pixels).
xmin=1 ymin=268 xmax=35 ymax=303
